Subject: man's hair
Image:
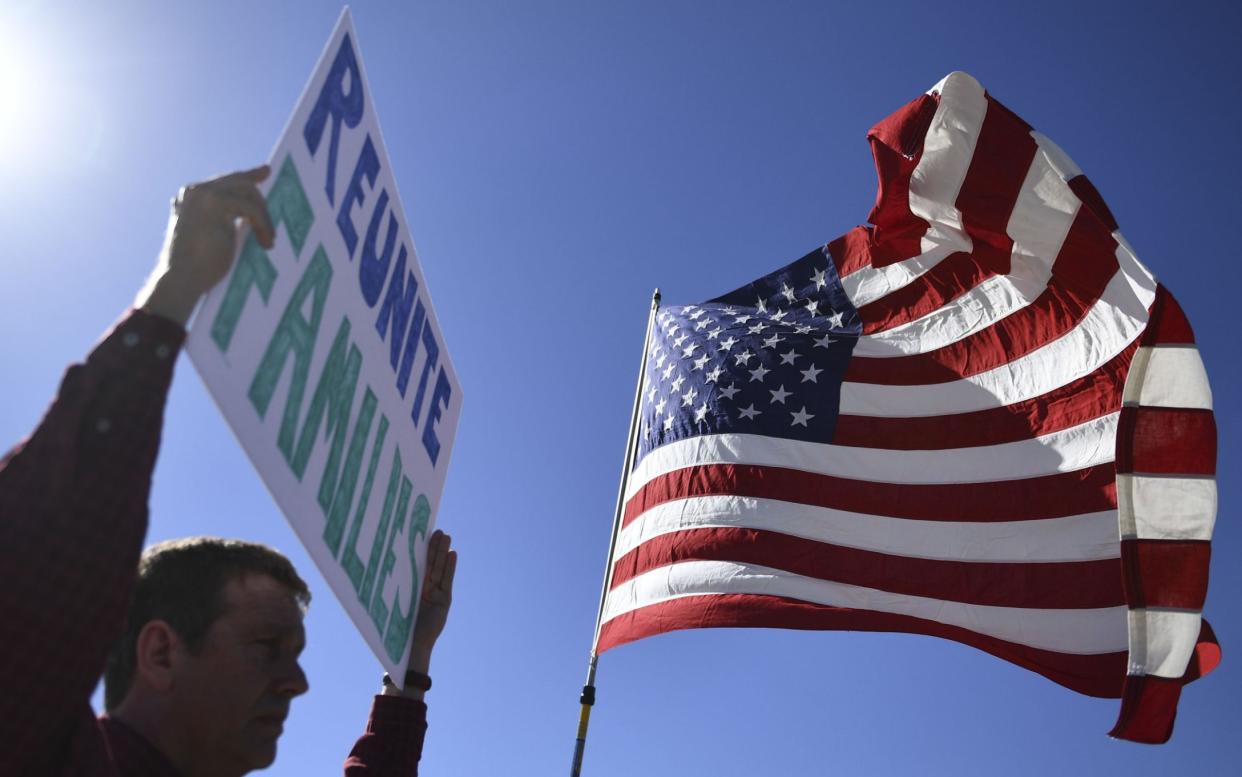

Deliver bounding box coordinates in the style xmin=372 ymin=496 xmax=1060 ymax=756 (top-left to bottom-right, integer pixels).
xmin=103 ymin=537 xmax=311 ymax=711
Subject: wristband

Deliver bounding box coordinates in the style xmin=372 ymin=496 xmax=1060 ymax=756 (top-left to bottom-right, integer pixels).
xmin=382 ymin=671 xmax=432 ymax=691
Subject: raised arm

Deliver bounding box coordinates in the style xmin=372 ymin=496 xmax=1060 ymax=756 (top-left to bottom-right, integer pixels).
xmin=0 ymin=165 xmax=274 ymax=772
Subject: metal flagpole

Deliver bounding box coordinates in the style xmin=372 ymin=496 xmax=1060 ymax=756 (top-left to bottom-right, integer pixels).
xmin=570 ymin=288 xmax=661 ymax=777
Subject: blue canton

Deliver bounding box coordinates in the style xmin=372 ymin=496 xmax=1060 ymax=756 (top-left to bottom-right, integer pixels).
xmin=636 ymin=246 xmax=861 ymax=463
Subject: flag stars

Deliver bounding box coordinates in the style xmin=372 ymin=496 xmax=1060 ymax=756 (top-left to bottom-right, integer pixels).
xmin=827 ymin=310 xmax=846 ymax=328
xmin=706 ymin=366 xmax=724 ymax=383
xmin=756 ymin=297 xmax=768 ymax=313
xmin=747 ymin=322 xmax=769 ymax=335
xmin=718 ymin=384 xmax=740 ymax=400
xmin=706 ymin=328 xmax=723 ymax=341
xmin=681 ymin=387 xmax=698 ymax=407
xmin=734 ymin=349 xmax=755 ymax=366
xmin=781 ymin=283 xmax=797 ymax=303
xmin=661 ymin=363 xmax=676 ymax=380
xmin=718 ymin=336 xmax=738 ymax=352
xmin=692 ymin=354 xmax=709 ymax=371
xmin=733 ymin=313 xmax=754 ymax=324
xmin=681 ymin=342 xmax=700 ymax=358
xmin=749 ymin=364 xmax=770 ymax=382
xmin=769 ymin=385 xmax=792 ymax=404
xmin=738 ymin=404 xmax=762 ymax=420
xmin=695 ymin=318 xmax=712 ymax=331
xmin=779 ymin=348 xmax=800 ymax=365
xmin=794 ymin=324 xmax=813 ymax=335
xmin=655 ymin=352 xmax=668 ymax=368
xmin=694 ymin=402 xmax=710 ymax=423
xmin=673 ymin=332 xmax=690 ymax=348
xmin=805 ymin=299 xmax=820 ymax=316
xmin=670 ymin=374 xmax=686 ymax=392
xmin=811 ymin=268 xmax=827 ymax=289
xmin=763 ymin=334 xmax=785 ymax=349
xmin=770 ymin=309 xmax=789 ymax=322
xmin=663 ymin=415 xmax=676 ymax=432
xmin=655 ymin=397 xmax=667 ymax=414
xmin=800 ymin=364 xmax=823 ymax=383
xmin=790 ymin=407 xmax=815 ymax=427
xmin=813 ymin=334 xmax=836 ymax=349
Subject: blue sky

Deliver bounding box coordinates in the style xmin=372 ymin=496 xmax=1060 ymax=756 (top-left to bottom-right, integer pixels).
xmin=1 ymin=1 xmax=1238 ymax=774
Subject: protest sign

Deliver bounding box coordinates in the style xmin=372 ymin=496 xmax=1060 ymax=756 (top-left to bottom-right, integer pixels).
xmin=186 ymin=8 xmax=462 ymax=681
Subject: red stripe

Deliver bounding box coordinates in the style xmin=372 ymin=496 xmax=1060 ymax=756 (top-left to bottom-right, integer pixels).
xmin=1144 ymin=285 xmax=1196 ymax=345
xmin=855 ymin=95 xmax=1037 ymax=334
xmin=833 ymin=339 xmax=1137 ymax=449
xmin=1110 ymin=674 xmax=1182 ymax=743
xmin=1119 ymin=539 xmax=1210 ymax=610
xmin=623 ymin=464 xmax=1117 ymax=527
xmin=1068 ymin=175 xmax=1119 ymax=233
xmin=597 ymin=593 xmax=1126 ymax=697
xmin=610 ymin=527 xmax=1124 ymax=609
xmin=1116 ymin=406 xmax=1216 ymax=475
xmin=846 ymin=204 xmax=1119 ymax=384
xmin=865 ymin=93 xmax=938 ymax=268
xmin=828 ymin=227 xmax=874 ymax=278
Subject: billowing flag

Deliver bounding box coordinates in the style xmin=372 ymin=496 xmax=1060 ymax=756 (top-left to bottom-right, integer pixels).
xmin=597 ymin=72 xmax=1219 ymax=743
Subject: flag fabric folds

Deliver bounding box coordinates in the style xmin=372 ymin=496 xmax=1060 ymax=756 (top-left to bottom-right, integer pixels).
xmin=596 ymin=72 xmax=1219 ymax=743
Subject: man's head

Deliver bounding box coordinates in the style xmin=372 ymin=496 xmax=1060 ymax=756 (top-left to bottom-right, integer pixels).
xmin=104 ymin=537 xmax=312 ymax=776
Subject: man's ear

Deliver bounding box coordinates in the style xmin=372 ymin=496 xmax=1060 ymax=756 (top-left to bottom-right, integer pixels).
xmin=134 ymin=620 xmax=181 ymax=693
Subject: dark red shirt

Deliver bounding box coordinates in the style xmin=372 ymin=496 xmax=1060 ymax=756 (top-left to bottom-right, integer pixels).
xmin=0 ymin=310 xmax=426 ymax=776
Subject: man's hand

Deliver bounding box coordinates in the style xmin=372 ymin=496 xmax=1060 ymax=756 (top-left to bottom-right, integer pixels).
xmin=136 ymin=164 xmax=275 ymax=326
xmin=408 ymin=530 xmax=457 ymax=675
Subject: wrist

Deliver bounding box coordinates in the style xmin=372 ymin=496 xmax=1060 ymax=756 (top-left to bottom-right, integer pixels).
xmin=136 ymin=269 xmax=202 ymax=327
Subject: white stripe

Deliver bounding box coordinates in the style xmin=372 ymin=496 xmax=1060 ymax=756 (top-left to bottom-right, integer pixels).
xmin=1116 ymin=474 xmax=1217 ymax=541
xmin=626 ymin=415 xmax=1118 ymax=500
xmin=841 ymin=243 xmax=955 ymax=309
xmin=1029 ymin=130 xmax=1083 ymax=181
xmin=839 ymin=248 xmax=1157 ymax=416
xmin=602 ymin=560 xmax=1128 ymax=655
xmin=854 ymin=136 xmax=1079 ymax=357
xmin=911 ymin=72 xmax=986 ymax=255
xmin=616 ymin=494 xmax=1121 ymax=564
xmin=1122 ymin=346 xmax=1213 ymax=410
xmin=1127 ymin=609 xmax=1201 ymax=678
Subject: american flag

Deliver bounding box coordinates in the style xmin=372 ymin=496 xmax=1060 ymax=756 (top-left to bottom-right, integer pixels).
xmin=596 ymin=72 xmax=1218 ymax=743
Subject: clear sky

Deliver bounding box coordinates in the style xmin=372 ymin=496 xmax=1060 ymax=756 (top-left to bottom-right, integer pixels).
xmin=1 ymin=1 xmax=1238 ymax=775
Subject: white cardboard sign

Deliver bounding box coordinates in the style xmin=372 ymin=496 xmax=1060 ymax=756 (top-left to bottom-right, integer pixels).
xmin=187 ymin=8 xmax=461 ymax=680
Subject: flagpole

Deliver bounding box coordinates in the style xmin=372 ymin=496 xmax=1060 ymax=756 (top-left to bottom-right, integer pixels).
xmin=570 ymin=287 xmax=661 ymax=777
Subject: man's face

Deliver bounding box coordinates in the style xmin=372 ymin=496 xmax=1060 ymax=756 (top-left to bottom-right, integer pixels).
xmin=172 ymin=573 xmax=309 ymax=775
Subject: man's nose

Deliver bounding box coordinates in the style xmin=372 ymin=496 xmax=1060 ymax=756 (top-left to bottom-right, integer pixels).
xmin=275 ymin=660 xmax=310 ymax=698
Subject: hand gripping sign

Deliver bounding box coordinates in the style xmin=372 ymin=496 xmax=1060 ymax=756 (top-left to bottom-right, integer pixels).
xmin=187 ymin=8 xmax=462 ymax=682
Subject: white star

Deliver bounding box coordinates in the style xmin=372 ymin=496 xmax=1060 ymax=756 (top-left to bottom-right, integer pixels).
xmin=800 ymin=364 xmax=823 ymax=383
xmin=646 ymin=386 xmax=658 ymax=403
xmin=687 ymin=308 xmax=704 ymax=320
xmin=781 ymin=283 xmax=796 ymax=303
xmin=661 ymin=363 xmax=676 ymax=380
xmin=670 ymin=374 xmax=686 ymax=392
xmin=663 ymin=415 xmax=675 ymax=432
xmin=779 ymin=348 xmax=800 ymax=365
xmin=749 ymin=364 xmax=770 ymax=382
xmin=813 ymin=334 xmax=836 ymax=349
xmin=674 ymin=332 xmax=689 ymax=346
xmin=695 ymin=318 xmax=711 ymax=331
xmin=655 ymin=352 xmax=668 ymax=368
xmin=681 ymin=387 xmax=698 ymax=407
xmin=694 ymin=402 xmax=710 ymax=423
xmin=747 ymin=322 xmax=769 ymax=335
xmin=706 ymin=366 xmax=724 ymax=383
xmin=756 ymin=296 xmax=768 ymax=313
xmin=827 ymin=310 xmax=846 ymax=328
xmin=770 ymin=309 xmax=788 ymax=321
xmin=655 ymin=397 xmax=667 ymax=414
xmin=794 ymin=324 xmax=813 ymax=335
xmin=734 ymin=349 xmax=754 ymax=366
xmin=805 ymin=299 xmax=820 ymax=316
xmin=706 ymin=327 xmax=723 ymax=341
xmin=718 ymin=383 xmax=740 ymax=400
xmin=790 ymin=406 xmax=814 ymax=427
xmin=681 ymin=342 xmax=700 ymax=358
xmin=692 ymin=354 xmax=709 ymax=371
xmin=733 ymin=313 xmax=753 ymax=324
xmin=763 ymin=334 xmax=785 ymax=349
xmin=769 ymin=385 xmax=792 ymax=404
xmin=738 ymin=404 xmax=762 ymax=420
xmin=811 ymin=268 xmax=827 ymax=289
xmin=718 ymin=336 xmax=738 ymax=352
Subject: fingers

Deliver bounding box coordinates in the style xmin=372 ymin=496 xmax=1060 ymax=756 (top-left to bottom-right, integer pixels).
xmin=426 ymin=530 xmax=450 ymax=586
xmin=216 ymin=163 xmax=271 ymax=186
xmin=221 ymin=185 xmax=276 ymax=249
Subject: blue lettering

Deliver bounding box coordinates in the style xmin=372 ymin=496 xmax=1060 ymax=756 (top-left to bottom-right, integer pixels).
xmin=359 ymin=190 xmax=399 ymax=307
xmin=421 ymin=370 xmax=452 ymax=466
xmin=409 ymin=323 xmax=439 ymax=425
xmin=395 ymin=299 xmax=427 ymax=397
xmin=376 ymin=247 xmax=418 ymax=371
xmin=336 ymin=135 xmax=380 ymax=260
xmin=303 ymin=33 xmax=365 ymax=206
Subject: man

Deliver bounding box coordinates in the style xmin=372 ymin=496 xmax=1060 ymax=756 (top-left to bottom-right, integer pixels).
xmin=0 ymin=164 xmax=454 ymax=776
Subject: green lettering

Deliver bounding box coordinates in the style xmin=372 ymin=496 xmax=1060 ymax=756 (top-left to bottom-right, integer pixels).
xmin=247 ymin=247 xmax=332 ymax=437
xmin=383 ymin=493 xmax=430 ymax=662
xmin=210 ymin=234 xmax=277 ymax=353
xmin=268 ymin=155 xmax=315 ymax=258
xmin=341 ymin=415 xmax=391 ymax=589
xmin=368 ymin=474 xmax=411 ymax=634
xmin=323 ymin=388 xmax=377 ymax=557
xmin=289 ymin=317 xmax=362 ymax=479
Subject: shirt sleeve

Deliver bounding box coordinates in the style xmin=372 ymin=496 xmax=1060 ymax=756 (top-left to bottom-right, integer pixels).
xmin=0 ymin=309 xmax=184 ymax=769
xmin=344 ymin=695 xmax=428 ymax=775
